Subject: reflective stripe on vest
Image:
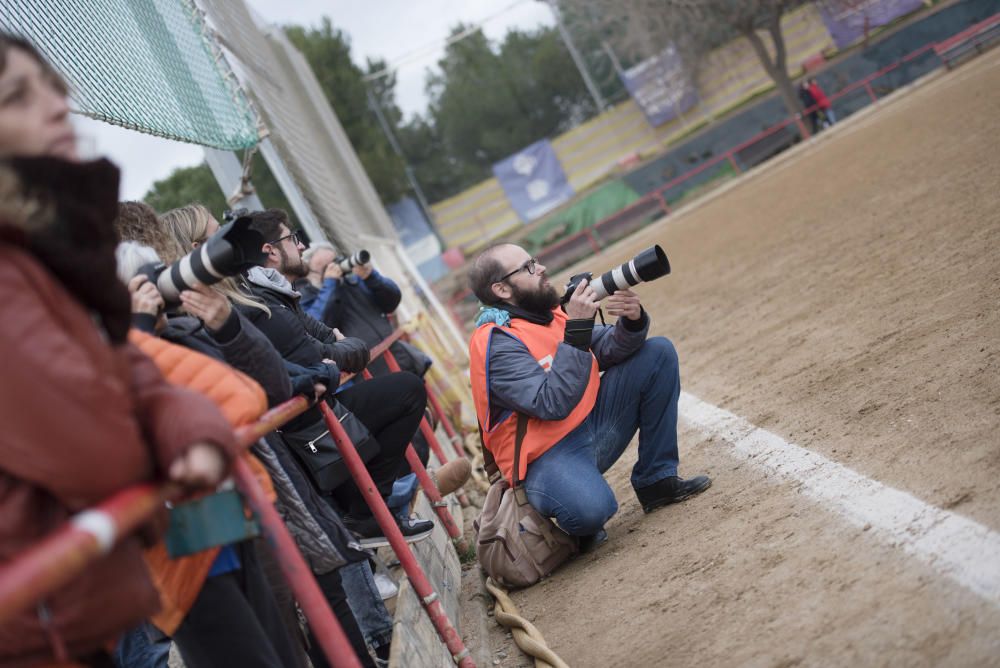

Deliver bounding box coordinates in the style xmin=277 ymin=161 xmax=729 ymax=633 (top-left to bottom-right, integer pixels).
xmin=469 ymin=308 xmax=600 ymax=483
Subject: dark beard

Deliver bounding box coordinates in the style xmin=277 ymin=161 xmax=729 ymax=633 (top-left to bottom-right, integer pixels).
xmin=279 ymin=246 xmax=309 ymax=278
xmin=511 ymin=281 xmax=559 ymax=316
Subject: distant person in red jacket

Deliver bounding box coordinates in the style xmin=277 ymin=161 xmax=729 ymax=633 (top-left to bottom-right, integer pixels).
xmin=808 ymin=77 xmax=837 ymax=127
xmin=798 ymin=81 xmax=820 ymax=134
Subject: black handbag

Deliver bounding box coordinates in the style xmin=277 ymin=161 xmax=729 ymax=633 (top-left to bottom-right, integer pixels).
xmin=279 ymin=400 xmax=380 ymax=493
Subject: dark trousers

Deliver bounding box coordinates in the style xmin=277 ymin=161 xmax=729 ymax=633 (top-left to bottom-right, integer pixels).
xmin=307 ymin=570 xmax=376 ymax=668
xmin=173 ymin=542 xmax=303 ymax=668
xmin=331 ymin=372 xmax=426 ymax=518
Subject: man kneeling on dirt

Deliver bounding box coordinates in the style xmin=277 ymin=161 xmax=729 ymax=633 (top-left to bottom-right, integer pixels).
xmin=468 ymin=244 xmax=711 ymax=547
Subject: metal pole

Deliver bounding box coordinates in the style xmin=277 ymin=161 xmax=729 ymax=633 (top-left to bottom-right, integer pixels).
xmin=233 ymin=458 xmax=363 ymax=668
xmin=381 ymin=349 xmax=471 ymax=508
xmin=381 ymin=349 xmax=451 ymax=465
xmin=0 ymin=397 xmax=324 ymax=619
xmin=359 ymin=369 xmax=468 ymax=540
xmin=318 ymin=402 xmax=475 ymax=667
xmin=546 ymin=0 xmax=606 ymax=111
xmin=204 ymin=148 xmax=264 ymax=211
xmin=601 ymin=40 xmax=626 ymax=78
xmin=0 ymin=483 xmax=177 ymax=625
xmin=365 ymin=86 xmax=443 ymax=246
xmin=257 ymin=137 xmax=329 ymax=246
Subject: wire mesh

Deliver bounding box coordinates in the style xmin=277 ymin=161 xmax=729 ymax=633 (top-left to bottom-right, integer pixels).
xmin=0 ymin=0 xmax=260 ymax=149
xmin=200 ymin=0 xmax=398 ymax=251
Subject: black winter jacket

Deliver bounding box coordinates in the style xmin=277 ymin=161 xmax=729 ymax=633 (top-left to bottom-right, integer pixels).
xmin=238 ymin=268 xmax=370 ymax=374
xmin=317 ymin=272 xmax=430 ymax=377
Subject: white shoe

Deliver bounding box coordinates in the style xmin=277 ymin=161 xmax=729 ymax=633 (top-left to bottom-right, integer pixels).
xmin=374 ymin=572 xmax=398 ymax=600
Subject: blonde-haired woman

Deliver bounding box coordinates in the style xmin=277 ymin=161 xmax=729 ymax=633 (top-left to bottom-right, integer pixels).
xmin=158 ymin=203 xmax=272 ymax=317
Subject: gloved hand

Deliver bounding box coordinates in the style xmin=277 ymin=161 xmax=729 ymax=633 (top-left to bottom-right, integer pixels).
xmin=290 ymin=371 xmax=319 ymax=400
xmin=328 ymin=336 xmax=371 ymax=374
xmin=309 ymin=361 xmax=340 ymax=390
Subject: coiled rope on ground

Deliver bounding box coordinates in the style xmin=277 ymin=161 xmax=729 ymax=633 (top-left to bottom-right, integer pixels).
xmin=483 ymin=577 xmax=570 ymax=668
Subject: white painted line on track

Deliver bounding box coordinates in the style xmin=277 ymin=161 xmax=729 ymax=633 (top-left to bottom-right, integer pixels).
xmin=680 ymin=391 xmax=1000 ymax=607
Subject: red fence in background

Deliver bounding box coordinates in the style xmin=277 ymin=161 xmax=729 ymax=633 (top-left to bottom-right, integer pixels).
xmin=0 ymin=329 xmax=475 ymax=668
xmin=444 ymin=19 xmax=999 ymax=327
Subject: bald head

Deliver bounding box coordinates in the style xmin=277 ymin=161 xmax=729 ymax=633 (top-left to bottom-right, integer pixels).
xmin=469 ymin=244 xmax=520 ymax=305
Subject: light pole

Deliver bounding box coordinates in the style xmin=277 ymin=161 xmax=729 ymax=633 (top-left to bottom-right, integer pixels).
xmin=544 ymin=0 xmax=607 ymax=112
xmin=365 ymin=85 xmax=443 ymax=246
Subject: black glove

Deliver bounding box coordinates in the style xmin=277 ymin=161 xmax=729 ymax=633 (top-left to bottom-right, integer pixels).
xmin=289 ymin=371 xmax=318 ymax=400
xmin=289 ymin=362 xmax=341 ymax=401
xmin=328 ymin=337 xmax=371 ymax=374
xmin=308 ymin=361 xmax=340 ymax=390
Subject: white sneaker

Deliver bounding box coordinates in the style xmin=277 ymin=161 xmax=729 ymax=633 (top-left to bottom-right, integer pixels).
xmin=374 ymin=572 xmax=398 ymax=600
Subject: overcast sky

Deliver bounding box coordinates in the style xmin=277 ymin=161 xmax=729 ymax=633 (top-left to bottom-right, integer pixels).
xmin=79 ymin=0 xmax=554 ymax=200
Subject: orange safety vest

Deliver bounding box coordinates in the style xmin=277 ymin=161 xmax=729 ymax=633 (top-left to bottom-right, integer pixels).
xmin=469 ymin=308 xmax=600 ymax=483
xmin=128 ymin=330 xmax=274 ymax=635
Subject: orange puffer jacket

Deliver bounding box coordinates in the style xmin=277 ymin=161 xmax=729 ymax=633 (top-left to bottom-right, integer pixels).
xmin=129 ymin=330 xmax=276 ymax=635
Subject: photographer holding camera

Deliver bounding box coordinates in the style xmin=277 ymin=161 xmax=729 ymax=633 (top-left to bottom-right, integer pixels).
xmin=468 ymin=244 xmax=711 ymax=549
xmin=298 ymin=241 xmax=432 ymax=378
xmin=236 ymin=210 xmax=436 ymax=545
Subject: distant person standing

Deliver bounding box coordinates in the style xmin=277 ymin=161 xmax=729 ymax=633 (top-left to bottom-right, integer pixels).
xmin=798 ymin=81 xmax=820 ymax=134
xmin=808 ymin=77 xmax=836 ymax=127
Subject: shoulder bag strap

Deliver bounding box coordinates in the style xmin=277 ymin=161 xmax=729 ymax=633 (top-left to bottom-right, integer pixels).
xmin=480 ymin=414 xmax=530 ymax=502
xmin=511 ymin=414 xmax=530 ymax=506
xmin=479 ymin=424 xmax=501 ymax=483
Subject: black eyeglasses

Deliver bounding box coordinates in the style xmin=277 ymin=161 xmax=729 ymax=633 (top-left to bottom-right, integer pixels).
xmin=497 ymin=257 xmax=538 ymax=283
xmin=269 ymin=231 xmax=301 ymax=246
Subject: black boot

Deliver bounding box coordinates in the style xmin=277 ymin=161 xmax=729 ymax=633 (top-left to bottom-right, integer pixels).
xmin=634 ymin=475 xmax=711 ymax=514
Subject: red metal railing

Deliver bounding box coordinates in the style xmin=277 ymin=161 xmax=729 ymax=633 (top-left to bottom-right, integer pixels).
xmin=446 ymin=22 xmax=1000 ymax=320
xmin=0 ymin=397 xmax=365 ymax=668
xmin=934 ymin=13 xmax=1000 ymax=62
xmin=0 ymin=325 xmax=477 ymax=667
xmin=320 ymin=401 xmax=474 ymax=668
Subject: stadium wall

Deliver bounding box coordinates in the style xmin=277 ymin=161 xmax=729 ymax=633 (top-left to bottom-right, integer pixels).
xmin=430 ymin=4 xmax=835 ymax=254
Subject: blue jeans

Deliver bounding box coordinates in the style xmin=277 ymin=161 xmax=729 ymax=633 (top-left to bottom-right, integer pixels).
xmin=340 ymin=560 xmax=394 ymax=651
xmin=114 ymin=621 xmax=170 ymax=668
xmin=523 ymin=337 xmax=680 ymax=536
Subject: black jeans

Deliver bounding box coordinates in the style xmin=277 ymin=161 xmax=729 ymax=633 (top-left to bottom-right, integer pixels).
xmin=331 ymin=372 xmax=427 ymax=518
xmin=173 ymin=542 xmax=303 ymax=668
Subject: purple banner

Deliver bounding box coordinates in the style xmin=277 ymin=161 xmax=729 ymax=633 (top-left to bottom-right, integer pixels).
xmin=818 ymin=0 xmax=925 ymax=49
xmin=620 ymin=44 xmax=698 ymax=128
xmin=492 ymin=139 xmax=575 ymax=223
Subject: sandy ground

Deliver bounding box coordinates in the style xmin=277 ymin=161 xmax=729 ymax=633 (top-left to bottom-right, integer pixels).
xmin=465 ymin=48 xmax=1000 ymax=667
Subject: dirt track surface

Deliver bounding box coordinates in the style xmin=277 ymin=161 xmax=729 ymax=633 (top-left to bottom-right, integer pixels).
xmin=488 ymin=49 xmax=1000 ymax=667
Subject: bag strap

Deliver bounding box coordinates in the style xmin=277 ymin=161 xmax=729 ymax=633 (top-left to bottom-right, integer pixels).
xmin=479 ymin=414 xmax=529 ymax=499
xmin=479 ymin=424 xmax=501 ymax=483
xmin=511 ymin=414 xmax=528 ymax=488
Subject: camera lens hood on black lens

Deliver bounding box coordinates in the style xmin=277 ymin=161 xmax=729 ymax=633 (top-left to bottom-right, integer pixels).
xmin=154 ymin=216 xmax=268 ymax=302
xmin=633 ymin=245 xmax=670 ymax=282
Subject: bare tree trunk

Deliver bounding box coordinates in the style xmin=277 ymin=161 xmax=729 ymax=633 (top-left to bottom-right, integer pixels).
xmin=743 ymin=10 xmax=803 ymax=120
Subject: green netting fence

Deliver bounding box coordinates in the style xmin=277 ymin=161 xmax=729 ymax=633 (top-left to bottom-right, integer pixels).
xmin=0 ymin=0 xmax=260 ymax=150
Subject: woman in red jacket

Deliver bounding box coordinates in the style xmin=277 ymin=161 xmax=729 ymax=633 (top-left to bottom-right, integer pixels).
xmin=0 ymin=33 xmax=239 ymax=666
